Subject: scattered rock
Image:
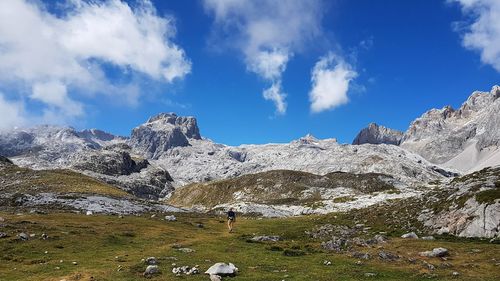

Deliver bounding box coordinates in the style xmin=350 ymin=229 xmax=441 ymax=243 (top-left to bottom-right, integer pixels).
xmin=323 ymin=260 xmax=332 ymax=266
xmin=401 ymin=232 xmax=418 ymax=239
xmin=145 ymin=257 xmax=157 ymax=265
xmin=321 ymin=237 xmax=349 ymax=252
xmin=196 ymin=223 xmax=204 ymax=228
xmin=172 ymin=265 xmax=199 ymax=275
xmin=378 ymin=251 xmax=399 ymax=261
xmin=419 ymin=247 xmax=449 ymax=258
xmin=205 ymin=263 xmax=238 ymax=276
xmin=18 ymin=232 xmax=29 ymax=241
xmin=150 ymin=214 xmax=156 ymax=218
xmin=422 ymin=261 xmax=435 ymax=271
xmin=41 ymin=233 xmax=49 ymax=240
xmin=209 ymin=274 xmax=222 ymax=281
xmin=251 ymin=235 xmax=281 ymax=242
xmin=165 ymin=215 xmax=177 ymax=221
xmin=421 ymin=236 xmax=435 ymax=240
xmin=86 ymin=210 xmax=93 ymax=216
xmin=177 ymin=247 xmax=195 ymax=253
xmin=72 ymin=261 xmax=78 ymax=265
xmin=0 ymin=217 xmax=4 ymax=222
xmin=452 ymin=271 xmax=460 ymax=277
xmin=364 ymin=272 xmax=378 ymax=277
xmin=0 ymin=232 xmax=8 ymax=239
xmin=352 ymin=252 xmax=371 ymax=260
xmin=144 ymin=265 xmax=160 ymax=276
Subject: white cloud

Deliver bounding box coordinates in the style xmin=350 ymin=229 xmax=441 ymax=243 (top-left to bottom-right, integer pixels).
xmin=263 ymin=81 xmax=287 ymax=114
xmin=0 ymin=0 xmax=190 ymax=128
xmin=0 ymin=93 xmax=26 ymax=130
xmin=451 ymin=0 xmax=500 ymax=72
xmin=204 ymin=0 xmax=323 ymax=114
xmin=309 ymin=53 xmax=357 ymax=113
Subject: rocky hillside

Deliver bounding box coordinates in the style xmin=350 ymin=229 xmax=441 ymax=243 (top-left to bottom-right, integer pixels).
xmin=353 ymin=85 xmax=500 ymax=173
xmin=356 ymin=166 xmax=500 ymax=239
xmin=0 ymin=158 xmax=182 ymax=214
xmin=167 ymin=169 xmax=419 ymax=217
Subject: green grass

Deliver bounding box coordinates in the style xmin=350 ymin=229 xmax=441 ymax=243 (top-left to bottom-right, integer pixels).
xmin=0 ymin=165 xmax=129 ymax=197
xmin=0 ymin=212 xmax=499 ymax=281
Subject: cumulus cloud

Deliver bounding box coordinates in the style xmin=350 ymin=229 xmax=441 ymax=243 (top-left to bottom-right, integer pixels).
xmin=451 ymin=0 xmax=500 ymax=72
xmin=203 ymin=0 xmax=324 ymax=114
xmin=309 ymin=53 xmax=357 ymax=113
xmin=0 ymin=0 xmax=190 ymax=129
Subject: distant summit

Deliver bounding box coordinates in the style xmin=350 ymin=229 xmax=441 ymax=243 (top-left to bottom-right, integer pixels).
xmin=352 ymin=123 xmax=403 ymax=145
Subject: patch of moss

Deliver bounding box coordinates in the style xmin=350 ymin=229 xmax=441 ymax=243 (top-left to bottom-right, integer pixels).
xmin=333 ymin=196 xmax=355 ymax=203
xmin=475 ymin=188 xmax=500 ymax=204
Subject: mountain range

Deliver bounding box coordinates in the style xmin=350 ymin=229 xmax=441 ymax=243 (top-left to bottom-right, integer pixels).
xmin=0 ymin=85 xmax=499 ymax=238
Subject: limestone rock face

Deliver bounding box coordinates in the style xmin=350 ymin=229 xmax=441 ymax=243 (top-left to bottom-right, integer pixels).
xmin=352 ymin=123 xmax=403 ymax=145
xmin=400 ymin=85 xmax=500 ymax=172
xmin=129 ymin=113 xmax=200 ymax=159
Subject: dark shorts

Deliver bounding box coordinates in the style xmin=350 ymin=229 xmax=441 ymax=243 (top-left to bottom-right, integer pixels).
xmin=228 ymin=217 xmax=235 ymax=221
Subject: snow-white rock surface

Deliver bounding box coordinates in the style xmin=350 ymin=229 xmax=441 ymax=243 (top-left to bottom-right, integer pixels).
xmin=2 ymin=192 xmax=185 ymax=215
xmin=156 ymin=136 xmax=447 ymax=187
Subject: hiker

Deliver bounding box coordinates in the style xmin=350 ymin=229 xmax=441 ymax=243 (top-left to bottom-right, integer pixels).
xmin=227 ymin=208 xmax=236 ymax=233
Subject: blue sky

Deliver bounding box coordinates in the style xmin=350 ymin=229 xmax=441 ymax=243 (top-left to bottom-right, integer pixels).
xmin=0 ymin=0 xmax=498 ymax=145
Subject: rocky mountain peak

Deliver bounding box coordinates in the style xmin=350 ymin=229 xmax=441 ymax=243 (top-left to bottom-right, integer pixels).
xmin=352 ymin=123 xmax=403 ymax=145
xmin=129 ymin=113 xmax=201 ymax=159
xmin=146 ymin=112 xmax=201 ymax=140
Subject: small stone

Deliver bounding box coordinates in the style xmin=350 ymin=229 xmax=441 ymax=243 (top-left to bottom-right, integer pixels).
xmin=150 ymin=214 xmax=156 ymax=218
xmin=364 ymin=272 xmax=377 ymax=277
xmin=0 ymin=232 xmax=9 ymax=239
xmin=209 ymin=275 xmax=222 ymax=281
xmin=86 ymin=211 xmax=93 ymax=216
xmin=401 ymin=232 xmax=418 ymax=239
xmin=59 ymin=260 xmax=63 ymax=263
xmin=452 ymin=271 xmax=460 ymax=277
xmin=355 ymin=260 xmax=363 ymax=266
xmin=41 ymin=233 xmax=49 ymax=240
xmin=44 ymin=251 xmax=48 ymax=254
xmin=164 ymin=215 xmax=177 ymax=221
xmin=144 ymin=265 xmax=159 ymax=276
xmin=72 ymin=261 xmax=78 ymax=265
xmin=177 ymin=247 xmax=195 ymax=253
xmin=323 ymin=260 xmax=332 ymax=265
xmin=421 ymin=236 xmax=435 ymax=240
xmin=145 ymin=257 xmax=157 ymax=265
xmin=18 ymin=232 xmax=29 ymax=241
xmin=55 ymin=266 xmax=60 ymax=270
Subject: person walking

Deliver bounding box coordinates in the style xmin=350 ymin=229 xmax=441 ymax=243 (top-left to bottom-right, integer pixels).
xmin=227 ymin=208 xmax=236 ymax=233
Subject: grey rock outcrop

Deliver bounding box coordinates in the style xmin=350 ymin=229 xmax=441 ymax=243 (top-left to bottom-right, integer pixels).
xmin=352 ymin=123 xmax=403 ymax=145
xmin=129 ymin=113 xmax=201 ymax=159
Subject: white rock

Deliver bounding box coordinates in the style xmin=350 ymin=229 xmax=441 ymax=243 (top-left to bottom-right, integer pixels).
xmin=401 ymin=232 xmax=418 ymax=239
xmin=165 ymin=215 xmax=177 ymax=221
xmin=86 ymin=210 xmax=93 ymax=216
xmin=205 ymin=263 xmax=238 ymax=276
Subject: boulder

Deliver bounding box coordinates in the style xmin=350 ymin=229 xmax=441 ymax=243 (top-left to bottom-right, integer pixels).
xmin=419 ymin=247 xmax=449 ymax=258
xmin=205 ymin=263 xmax=238 ymax=276
xmin=401 ymin=232 xmax=418 ymax=239
xmin=144 ymin=265 xmax=160 ymax=276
